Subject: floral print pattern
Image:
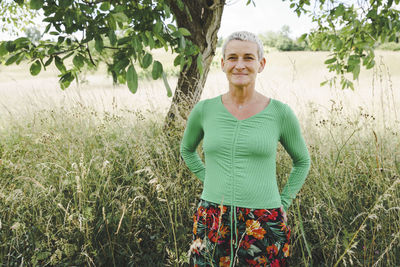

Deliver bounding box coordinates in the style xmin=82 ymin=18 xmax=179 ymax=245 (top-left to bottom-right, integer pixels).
xmin=189 ymin=199 xmax=290 ymax=267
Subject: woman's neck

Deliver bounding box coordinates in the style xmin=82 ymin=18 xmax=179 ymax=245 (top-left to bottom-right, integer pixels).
xmin=227 ymin=88 xmax=258 ymax=105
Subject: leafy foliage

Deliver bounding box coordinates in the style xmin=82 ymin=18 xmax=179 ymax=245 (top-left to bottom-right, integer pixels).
xmin=0 ymin=0 xmax=201 ymax=92
xmin=287 ymin=0 xmax=400 ymax=89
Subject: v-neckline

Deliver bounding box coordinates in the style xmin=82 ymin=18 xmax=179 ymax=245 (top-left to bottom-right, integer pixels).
xmin=219 ymin=94 xmax=274 ymax=121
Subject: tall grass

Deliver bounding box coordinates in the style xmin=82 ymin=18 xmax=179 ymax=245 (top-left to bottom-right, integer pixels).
xmin=0 ymin=51 xmax=399 ymax=266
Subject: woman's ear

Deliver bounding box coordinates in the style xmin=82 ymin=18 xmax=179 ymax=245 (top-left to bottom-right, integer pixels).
xmin=221 ymin=57 xmax=226 ymax=72
xmin=258 ymin=57 xmax=266 ymax=73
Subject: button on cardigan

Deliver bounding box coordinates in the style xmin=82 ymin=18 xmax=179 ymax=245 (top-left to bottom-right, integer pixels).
xmin=180 ymin=95 xmax=311 ymax=212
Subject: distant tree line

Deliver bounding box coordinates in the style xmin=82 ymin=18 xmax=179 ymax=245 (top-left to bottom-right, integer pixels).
xmin=218 ymin=25 xmax=400 ymax=52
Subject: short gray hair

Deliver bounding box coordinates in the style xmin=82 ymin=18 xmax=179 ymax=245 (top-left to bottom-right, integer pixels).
xmin=222 ymin=31 xmax=264 ymax=60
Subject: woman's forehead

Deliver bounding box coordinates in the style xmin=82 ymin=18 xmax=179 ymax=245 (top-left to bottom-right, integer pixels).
xmin=224 ymin=40 xmax=258 ymax=55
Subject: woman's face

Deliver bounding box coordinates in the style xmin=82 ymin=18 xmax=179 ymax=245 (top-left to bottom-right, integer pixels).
xmin=221 ymin=40 xmax=266 ymax=89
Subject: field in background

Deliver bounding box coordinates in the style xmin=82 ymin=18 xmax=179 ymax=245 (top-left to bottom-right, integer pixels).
xmin=1 ymin=50 xmax=399 ymax=120
xmin=0 ymin=51 xmax=399 ymax=266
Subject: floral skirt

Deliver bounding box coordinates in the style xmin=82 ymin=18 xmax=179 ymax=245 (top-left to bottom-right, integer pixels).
xmin=189 ymin=199 xmax=290 ymax=267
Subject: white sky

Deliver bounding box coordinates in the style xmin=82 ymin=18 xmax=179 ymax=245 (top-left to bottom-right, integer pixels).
xmin=219 ymin=0 xmax=317 ymax=38
xmin=0 ymin=0 xmax=316 ymax=40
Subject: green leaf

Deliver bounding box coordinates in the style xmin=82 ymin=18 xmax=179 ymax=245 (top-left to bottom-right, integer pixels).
xmin=335 ymin=4 xmax=345 ymax=16
xmin=179 ymin=36 xmax=186 ymax=49
xmin=30 ymin=60 xmax=41 ymax=76
xmin=126 ymin=65 xmax=138 ymax=93
xmin=59 ymin=72 xmax=74 ymax=90
xmin=352 ymin=64 xmax=360 ymax=80
xmin=298 ymin=33 xmax=308 ymax=43
xmin=112 ymin=12 xmax=128 ymax=23
xmin=320 ymin=80 xmax=329 ymax=87
xmin=0 ymin=42 xmax=7 ymax=57
xmin=5 ymin=54 xmax=20 ymax=65
xmin=100 ymin=2 xmax=111 ymax=11
xmin=30 ymin=0 xmax=43 ymax=10
xmin=55 ymin=56 xmax=66 ymax=73
xmin=5 ymin=41 xmax=16 ymax=52
xmin=142 ymin=53 xmax=153 ymax=69
xmin=131 ymin=37 xmax=142 ymax=51
xmin=197 ymin=54 xmax=203 ymax=76
xmin=162 ymin=72 xmax=172 ymax=97
xmin=108 ymin=30 xmax=117 ymax=46
xmin=118 ymin=36 xmax=131 ymax=45
xmin=145 ymin=31 xmax=155 ymax=49
xmin=366 ymin=59 xmax=375 ymax=69
xmin=324 ymin=57 xmax=336 ymax=64
xmin=44 ymin=24 xmax=51 ymax=34
xmin=176 ymin=0 xmax=184 ymax=11
xmin=113 ymin=58 xmax=129 ymax=73
xmin=167 ymin=24 xmax=177 ymax=32
xmin=44 ymin=57 xmax=53 ymax=67
xmin=154 ymin=21 xmax=163 ymax=33
xmin=107 ymin=14 xmax=117 ymax=31
xmin=95 ymin=36 xmax=104 ymax=53
xmin=152 ymin=60 xmax=163 ymax=80
xmin=73 ymin=54 xmax=84 ymax=69
xmin=173 ymin=55 xmax=182 ymax=67
xmin=178 ymin=27 xmax=191 ymax=36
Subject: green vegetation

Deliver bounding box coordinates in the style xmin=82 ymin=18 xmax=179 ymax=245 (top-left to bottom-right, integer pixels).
xmin=259 ymin=26 xmax=309 ymax=52
xmin=1 ymin=50 xmax=399 ymax=266
xmin=0 ymin=95 xmax=399 ymax=266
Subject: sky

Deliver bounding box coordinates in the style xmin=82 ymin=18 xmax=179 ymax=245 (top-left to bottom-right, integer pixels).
xmin=0 ymin=0 xmax=317 ymax=41
xmin=219 ymin=0 xmax=317 ymax=38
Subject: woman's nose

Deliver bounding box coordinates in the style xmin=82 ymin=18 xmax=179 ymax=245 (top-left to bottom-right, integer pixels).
xmin=235 ymin=59 xmax=245 ymax=69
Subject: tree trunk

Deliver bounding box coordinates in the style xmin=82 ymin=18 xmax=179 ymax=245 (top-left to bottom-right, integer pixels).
xmin=164 ymin=0 xmax=225 ymax=132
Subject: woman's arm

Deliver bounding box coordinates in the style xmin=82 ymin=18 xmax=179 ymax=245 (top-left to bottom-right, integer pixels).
xmin=180 ymin=101 xmax=206 ymax=182
xmin=279 ymin=104 xmax=311 ymax=212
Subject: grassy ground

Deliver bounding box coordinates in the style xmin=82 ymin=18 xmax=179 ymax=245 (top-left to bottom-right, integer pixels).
xmin=0 ymin=51 xmax=399 ymax=266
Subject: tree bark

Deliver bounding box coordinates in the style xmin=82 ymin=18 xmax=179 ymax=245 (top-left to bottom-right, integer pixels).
xmin=164 ymin=0 xmax=225 ymax=132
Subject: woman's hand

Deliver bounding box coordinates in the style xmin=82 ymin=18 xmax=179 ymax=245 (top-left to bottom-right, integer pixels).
xmin=280 ymin=206 xmax=287 ymax=223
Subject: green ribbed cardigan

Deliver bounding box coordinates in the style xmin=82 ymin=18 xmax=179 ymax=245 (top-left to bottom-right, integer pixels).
xmin=180 ymin=95 xmax=311 ymax=212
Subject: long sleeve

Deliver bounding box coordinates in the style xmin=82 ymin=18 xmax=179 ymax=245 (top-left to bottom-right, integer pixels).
xmin=279 ymin=105 xmax=311 ymax=212
xmin=180 ymin=101 xmax=206 ymax=182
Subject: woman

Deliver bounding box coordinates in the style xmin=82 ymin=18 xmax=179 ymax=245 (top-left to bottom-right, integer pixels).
xmin=180 ymin=31 xmax=311 ymax=267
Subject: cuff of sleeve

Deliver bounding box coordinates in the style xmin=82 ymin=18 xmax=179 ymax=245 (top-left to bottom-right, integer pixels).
xmin=194 ymin=168 xmax=205 ymax=182
xmin=280 ymin=197 xmax=291 ymax=212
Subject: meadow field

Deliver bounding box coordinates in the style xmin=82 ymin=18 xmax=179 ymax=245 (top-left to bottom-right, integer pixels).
xmin=0 ymin=50 xmax=399 ymax=266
